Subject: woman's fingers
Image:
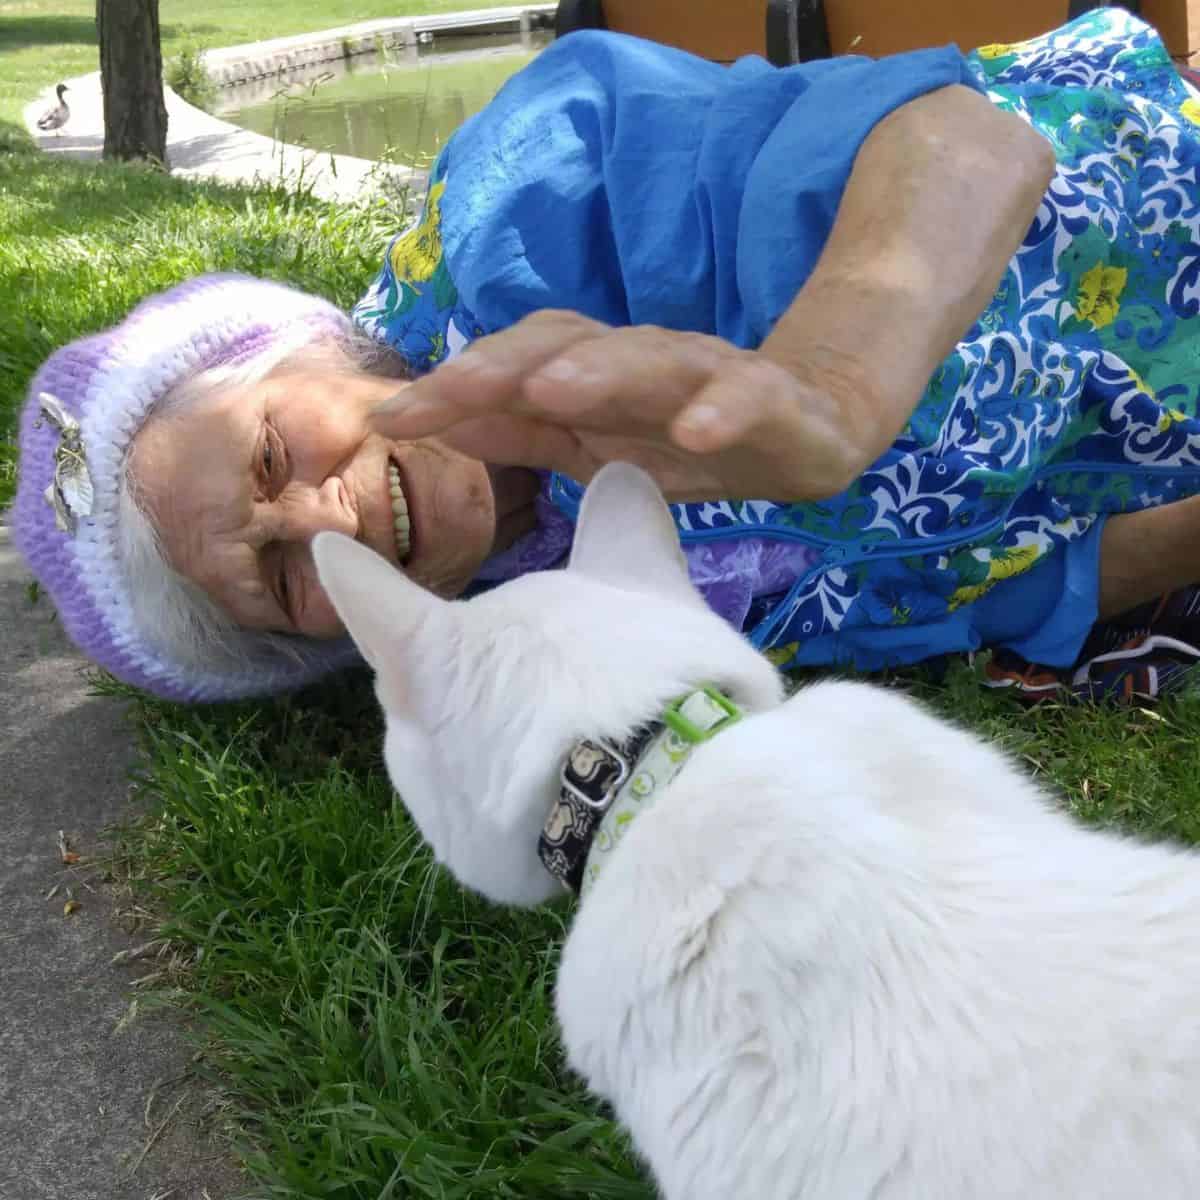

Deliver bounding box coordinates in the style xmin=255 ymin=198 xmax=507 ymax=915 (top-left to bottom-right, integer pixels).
xmin=434 ymin=414 xmax=728 ymax=499
xmin=669 ymin=357 xmax=862 ymax=498
xmin=367 ymin=312 xmax=867 ymax=503
xmin=370 ymin=310 xmax=611 ymax=437
xmin=424 ymin=413 xmax=599 ymax=481
xmin=668 ymin=356 xmax=789 ymax=452
xmin=372 ymin=318 xmax=736 ymax=441
xmin=520 ymin=326 xmax=728 ymax=424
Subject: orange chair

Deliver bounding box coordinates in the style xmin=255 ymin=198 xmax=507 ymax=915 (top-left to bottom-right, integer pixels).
xmin=554 ymin=0 xmax=827 ymax=66
xmin=555 ymin=0 xmax=1199 ymax=66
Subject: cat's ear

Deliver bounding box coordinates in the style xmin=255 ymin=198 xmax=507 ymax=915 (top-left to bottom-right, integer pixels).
xmin=568 ymin=463 xmax=699 ymax=604
xmin=312 ymin=531 xmax=442 ymax=674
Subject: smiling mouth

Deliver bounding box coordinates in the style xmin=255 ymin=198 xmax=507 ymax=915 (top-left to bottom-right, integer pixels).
xmin=387 ymin=459 xmax=413 ymax=564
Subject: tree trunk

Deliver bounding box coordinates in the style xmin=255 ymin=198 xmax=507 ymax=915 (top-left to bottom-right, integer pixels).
xmin=96 ymin=0 xmax=168 ymax=164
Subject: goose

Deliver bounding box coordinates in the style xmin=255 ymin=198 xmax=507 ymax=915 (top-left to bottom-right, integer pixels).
xmin=36 ymin=84 xmax=70 ymax=135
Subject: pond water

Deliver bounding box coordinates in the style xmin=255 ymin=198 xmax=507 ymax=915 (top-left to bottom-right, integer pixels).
xmin=215 ymin=30 xmax=552 ymax=167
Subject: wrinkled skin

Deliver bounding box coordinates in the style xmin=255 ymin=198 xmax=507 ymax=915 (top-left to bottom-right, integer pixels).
xmin=128 ymin=364 xmax=539 ymax=638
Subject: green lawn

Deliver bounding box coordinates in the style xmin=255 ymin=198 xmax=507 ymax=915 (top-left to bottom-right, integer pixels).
xmin=0 ymin=140 xmax=654 ymax=1195
xmin=0 ymin=145 xmax=397 ymax=506
xmin=0 ymin=0 xmax=522 ymax=129
xmin=6 ymin=7 xmax=1200 ymax=1199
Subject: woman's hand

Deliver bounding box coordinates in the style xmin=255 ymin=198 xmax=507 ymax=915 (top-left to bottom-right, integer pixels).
xmin=370 ymin=309 xmax=875 ymax=503
xmin=371 ymin=84 xmax=1056 ymax=504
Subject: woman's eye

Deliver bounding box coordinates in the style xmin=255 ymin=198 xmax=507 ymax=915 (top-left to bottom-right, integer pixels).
xmin=276 ymin=560 xmax=291 ymax=621
xmin=262 ymin=423 xmax=287 ymax=489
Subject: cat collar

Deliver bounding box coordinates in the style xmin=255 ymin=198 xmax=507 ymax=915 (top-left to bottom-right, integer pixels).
xmin=538 ymin=687 xmax=742 ymax=897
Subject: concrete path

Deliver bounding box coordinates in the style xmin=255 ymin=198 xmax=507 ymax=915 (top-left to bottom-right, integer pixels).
xmin=7 ymin=14 xmax=550 ymax=1194
xmin=0 ymin=525 xmax=245 ymax=1200
xmin=21 ymin=6 xmax=554 ymax=203
xmin=22 ymin=71 xmax=405 ymax=205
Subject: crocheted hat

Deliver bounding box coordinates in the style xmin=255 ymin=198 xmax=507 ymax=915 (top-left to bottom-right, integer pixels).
xmin=11 ymin=273 xmax=364 ymax=703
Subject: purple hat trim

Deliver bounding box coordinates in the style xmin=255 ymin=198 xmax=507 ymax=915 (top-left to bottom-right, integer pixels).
xmin=11 ymin=273 xmax=363 ymax=702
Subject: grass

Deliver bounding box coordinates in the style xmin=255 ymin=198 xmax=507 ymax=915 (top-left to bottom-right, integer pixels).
xmin=0 ymin=6 xmax=656 ymax=1194
xmin=104 ymin=670 xmax=650 ymax=1198
xmin=0 ymin=143 xmax=398 ymax=506
xmin=98 ymin=653 xmax=1200 ymax=1199
xmin=0 ymin=69 xmax=652 ymax=1200
xmin=0 ymin=0 xmax=523 ymax=131
xmin=7 ymin=6 xmax=1200 ymax=1198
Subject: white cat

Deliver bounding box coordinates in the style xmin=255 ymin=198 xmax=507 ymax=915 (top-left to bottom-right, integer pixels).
xmin=313 ymin=463 xmax=1200 ymax=1200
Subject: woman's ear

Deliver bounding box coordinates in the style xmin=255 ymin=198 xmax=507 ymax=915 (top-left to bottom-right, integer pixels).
xmin=312 ymin=532 xmax=442 ymax=676
xmin=568 ymin=463 xmax=699 ymax=605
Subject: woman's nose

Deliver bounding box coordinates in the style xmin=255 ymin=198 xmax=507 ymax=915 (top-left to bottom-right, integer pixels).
xmin=274 ymin=477 xmax=358 ymax=542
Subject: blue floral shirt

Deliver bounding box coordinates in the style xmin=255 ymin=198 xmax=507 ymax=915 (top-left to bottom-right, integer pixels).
xmin=356 ymin=11 xmax=1200 ymax=672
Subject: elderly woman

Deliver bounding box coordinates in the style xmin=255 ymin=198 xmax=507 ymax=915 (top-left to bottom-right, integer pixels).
xmin=14 ymin=11 xmax=1200 ymax=702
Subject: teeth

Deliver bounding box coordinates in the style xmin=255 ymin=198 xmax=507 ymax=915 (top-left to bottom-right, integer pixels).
xmin=387 ymin=463 xmax=412 ymax=562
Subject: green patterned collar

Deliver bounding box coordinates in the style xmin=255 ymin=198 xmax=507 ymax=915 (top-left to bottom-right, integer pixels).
xmin=538 ymin=687 xmax=742 ymax=897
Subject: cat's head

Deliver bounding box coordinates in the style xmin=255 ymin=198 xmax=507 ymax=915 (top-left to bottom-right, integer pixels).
xmin=313 ymin=463 xmax=783 ymax=906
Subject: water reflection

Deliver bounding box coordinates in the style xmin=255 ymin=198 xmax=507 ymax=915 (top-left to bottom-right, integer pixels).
xmin=216 ymin=31 xmax=551 ymax=166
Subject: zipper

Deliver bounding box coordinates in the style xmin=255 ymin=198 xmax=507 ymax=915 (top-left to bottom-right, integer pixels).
xmin=746 ymin=461 xmax=1200 ymax=647
xmin=552 ymin=460 xmax=1200 ymax=647
xmin=742 ymin=519 xmax=1014 ymax=648
xmin=550 ymin=472 xmax=1007 ymax=558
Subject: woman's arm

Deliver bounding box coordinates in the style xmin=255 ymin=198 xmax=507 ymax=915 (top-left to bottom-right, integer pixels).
xmin=371 ymin=85 xmax=1056 ymax=503
xmin=759 ymin=83 xmax=1057 ymax=483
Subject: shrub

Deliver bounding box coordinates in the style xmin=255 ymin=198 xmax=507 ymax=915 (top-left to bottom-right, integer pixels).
xmin=166 ymin=39 xmax=218 ymax=113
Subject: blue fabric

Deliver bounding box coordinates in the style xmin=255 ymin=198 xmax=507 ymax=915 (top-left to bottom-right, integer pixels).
xmin=973 ymin=518 xmax=1105 ymax=666
xmin=355 ymin=12 xmax=1200 ymax=674
xmin=437 ymin=32 xmax=981 ymax=347
xmin=356 ymin=30 xmax=981 ymax=359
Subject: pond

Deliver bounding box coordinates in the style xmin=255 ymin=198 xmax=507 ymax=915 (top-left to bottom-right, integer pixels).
xmin=214 ymin=30 xmax=553 ymax=167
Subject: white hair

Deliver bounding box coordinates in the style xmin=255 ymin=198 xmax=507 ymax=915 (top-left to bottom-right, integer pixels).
xmin=117 ymin=325 xmax=409 ymax=679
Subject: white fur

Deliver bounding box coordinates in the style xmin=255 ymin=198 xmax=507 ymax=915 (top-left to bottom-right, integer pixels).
xmin=314 ymin=463 xmax=1200 ymax=1199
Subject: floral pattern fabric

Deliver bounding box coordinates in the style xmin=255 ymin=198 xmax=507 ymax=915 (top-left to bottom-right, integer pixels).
xmin=355 ymin=10 xmax=1200 ymax=672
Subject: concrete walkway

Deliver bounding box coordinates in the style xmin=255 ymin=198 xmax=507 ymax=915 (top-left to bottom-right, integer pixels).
xmin=7 ymin=15 xmax=551 ymax=1194
xmin=22 ymin=70 xmax=407 ymax=204
xmin=0 ymin=526 xmax=244 ymax=1200
xmin=22 ymin=6 xmax=554 ymax=203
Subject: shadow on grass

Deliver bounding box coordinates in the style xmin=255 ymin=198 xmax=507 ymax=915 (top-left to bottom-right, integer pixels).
xmin=0 ymin=15 xmax=96 ymax=52
xmin=1 ymin=150 xmax=331 ymax=242
xmin=0 ymin=16 xmax=221 ymax=52
xmin=0 ymin=117 xmax=34 ymax=155
xmin=105 ymin=664 xmax=387 ymax=786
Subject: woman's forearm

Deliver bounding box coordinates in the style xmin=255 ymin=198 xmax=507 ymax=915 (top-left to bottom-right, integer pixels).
xmin=371 ymin=89 xmax=1058 ymax=508
xmin=761 ymin=84 xmax=1057 ymax=484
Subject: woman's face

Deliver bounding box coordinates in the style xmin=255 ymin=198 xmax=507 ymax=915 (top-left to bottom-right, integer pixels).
xmin=128 ymin=364 xmax=500 ymax=638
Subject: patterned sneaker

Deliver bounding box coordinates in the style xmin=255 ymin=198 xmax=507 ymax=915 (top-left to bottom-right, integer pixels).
xmin=981 ymin=585 xmax=1200 ymax=704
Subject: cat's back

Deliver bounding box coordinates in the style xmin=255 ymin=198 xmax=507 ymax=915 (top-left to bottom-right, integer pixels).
xmin=558 ymin=679 xmax=1200 ymax=1199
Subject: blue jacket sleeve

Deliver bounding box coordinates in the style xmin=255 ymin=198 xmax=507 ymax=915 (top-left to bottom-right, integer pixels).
xmin=435 ymin=30 xmax=983 ymax=349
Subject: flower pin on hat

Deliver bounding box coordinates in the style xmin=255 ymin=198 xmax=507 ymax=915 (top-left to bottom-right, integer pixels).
xmin=36 ymin=391 xmax=94 ymax=534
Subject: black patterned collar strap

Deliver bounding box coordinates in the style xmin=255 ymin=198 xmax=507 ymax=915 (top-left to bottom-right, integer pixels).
xmin=538 ymin=687 xmax=742 ymax=896
xmin=538 ymin=723 xmax=657 ymax=895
